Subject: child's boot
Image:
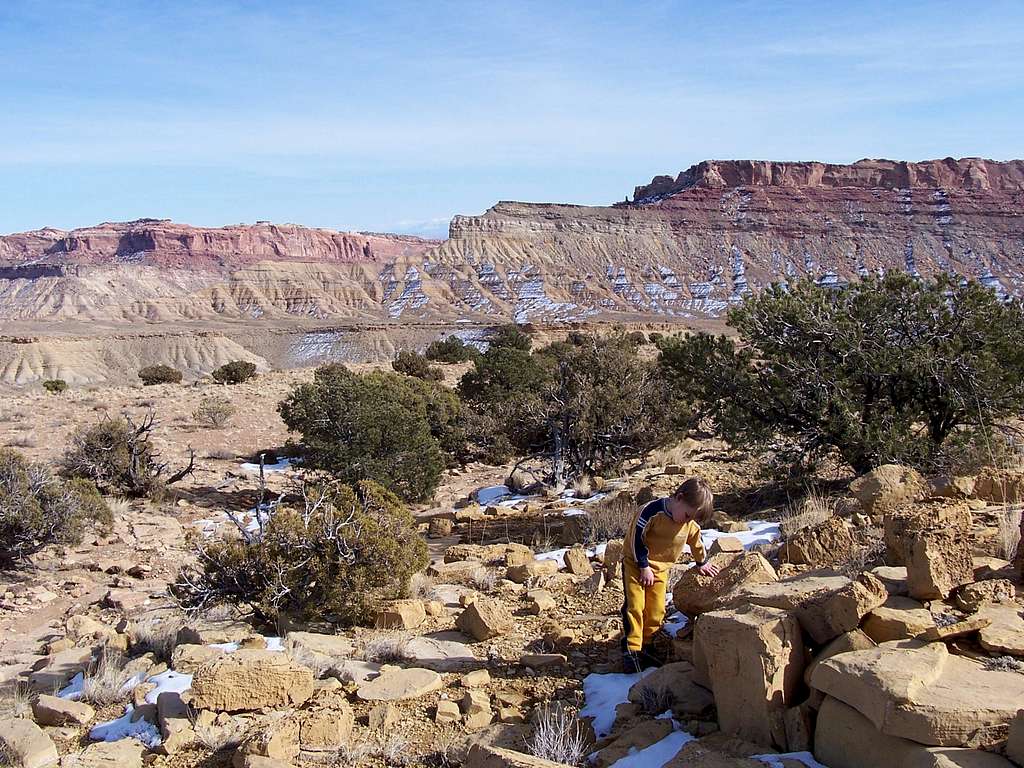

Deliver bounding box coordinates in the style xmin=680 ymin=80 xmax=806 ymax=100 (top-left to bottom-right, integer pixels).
xmin=639 ymin=645 xmax=663 ymax=670
xmin=621 ymin=650 xmax=642 ymax=675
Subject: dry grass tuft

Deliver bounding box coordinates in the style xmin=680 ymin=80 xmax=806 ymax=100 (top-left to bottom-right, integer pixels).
xmin=469 ymin=566 xmax=499 ymax=593
xmin=779 ymin=488 xmax=836 ymax=538
xmin=80 ymin=651 xmax=135 ymax=706
xmin=407 ymin=571 xmax=434 ymax=600
xmin=129 ymin=617 xmax=181 ymax=662
xmin=531 ymin=704 xmax=590 ymax=765
xmin=362 ymin=633 xmax=412 ymax=664
xmin=0 ymin=682 xmax=35 ymax=718
xmin=583 ymin=491 xmax=635 ymax=544
xmin=997 ymin=505 xmax=1022 ymax=561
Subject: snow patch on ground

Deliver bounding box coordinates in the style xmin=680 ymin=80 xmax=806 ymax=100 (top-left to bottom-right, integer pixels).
xmin=239 ymin=457 xmax=295 ymax=473
xmin=755 ymin=753 xmax=830 ymax=768
xmin=580 ymin=669 xmax=655 ymax=739
xmin=701 ymin=520 xmax=780 ymax=552
xmin=90 ymin=705 xmax=162 ymax=748
xmin=143 ymin=670 xmax=193 ymax=704
xmin=607 ymin=730 xmax=694 ymax=767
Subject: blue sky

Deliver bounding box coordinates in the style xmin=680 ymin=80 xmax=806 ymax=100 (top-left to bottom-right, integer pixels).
xmin=1 ymin=1 xmax=1022 ymax=238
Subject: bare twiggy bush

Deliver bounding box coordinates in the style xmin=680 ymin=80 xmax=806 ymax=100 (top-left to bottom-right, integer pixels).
xmin=80 ymin=651 xmax=135 ymax=706
xmin=205 ymin=448 xmax=236 ymax=460
xmin=470 ymin=566 xmax=499 ymax=593
xmin=129 ymin=618 xmax=181 ymax=662
xmin=333 ymin=731 xmax=412 ymax=767
xmin=997 ymin=505 xmax=1022 ymax=560
xmin=193 ymin=396 xmax=236 ymax=429
xmin=583 ymin=491 xmax=635 ymax=544
xmin=983 ymin=655 xmax=1024 ymax=674
xmin=780 ymin=488 xmax=836 ymax=538
xmin=531 ymin=704 xmax=589 ymax=765
xmin=362 ymin=633 xmax=412 ymax=664
xmin=407 ymin=571 xmax=434 ymax=600
xmin=636 ymin=683 xmax=674 ymax=715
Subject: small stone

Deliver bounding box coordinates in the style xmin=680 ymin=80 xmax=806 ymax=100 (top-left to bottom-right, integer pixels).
xmin=563 ymin=547 xmax=593 ymax=576
xmin=460 ymin=669 xmax=491 ymax=688
xmin=918 ymin=615 xmax=991 ymax=642
xmin=519 ymin=653 xmax=567 ymax=669
xmin=708 ymin=536 xmax=745 ymax=556
xmin=526 ymin=589 xmax=556 ymax=615
xmin=456 ymin=599 xmax=513 ymax=641
xmin=374 ymin=599 xmax=426 ymax=630
xmin=435 ymin=698 xmax=460 ymax=724
xmin=367 ymin=702 xmax=400 ymax=731
xmin=356 ymin=666 xmax=444 ymax=702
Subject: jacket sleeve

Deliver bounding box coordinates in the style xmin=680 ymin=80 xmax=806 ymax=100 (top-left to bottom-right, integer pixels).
xmin=632 ymin=502 xmax=658 ymax=569
xmin=688 ymin=522 xmax=707 ymax=566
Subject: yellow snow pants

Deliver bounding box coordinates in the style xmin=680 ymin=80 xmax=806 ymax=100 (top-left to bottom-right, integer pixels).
xmin=621 ymin=557 xmax=668 ymax=653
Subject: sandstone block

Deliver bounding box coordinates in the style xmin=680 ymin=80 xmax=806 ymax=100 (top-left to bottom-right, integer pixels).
xmin=594 ymin=719 xmax=672 ymax=768
xmin=171 ymin=643 xmax=225 ymax=673
xmin=0 ymin=717 xmax=58 ymax=768
xmin=234 ymin=715 xmax=299 ymax=765
xmin=505 ymin=559 xmax=559 ymax=583
xmin=298 ymin=701 xmax=354 ymax=751
xmin=850 ymin=464 xmax=926 ymax=515
xmin=975 ymin=604 xmax=1024 ymax=657
xmin=814 ymin=695 xmax=1015 ymax=768
xmin=811 ymin=642 xmax=1024 ymax=747
xmin=862 ymin=596 xmax=935 ymax=643
xmin=695 ymin=603 xmax=805 ymax=749
xmin=31 ymin=694 xmax=94 ymax=726
xmin=793 ymin=572 xmax=888 ymax=644
xmin=436 ymin=698 xmax=461 ymax=724
xmin=460 ymin=669 xmax=491 ymax=687
xmin=954 ymin=580 xmax=1015 ymax=613
xmin=906 ymin=529 xmax=973 ymax=600
xmin=466 ymin=743 xmax=573 ymax=767
xmin=708 ymin=536 xmax=745 ymax=556
xmin=883 ymin=501 xmax=972 ymax=567
xmin=626 ymin=660 xmax=714 ymax=717
xmin=673 ymin=552 xmax=777 ymax=615
xmin=526 ymin=589 xmax=556 ymax=615
xmin=356 ymin=665 xmax=443 ymax=701
xmin=68 ymin=739 xmax=145 ymax=768
xmin=779 ymin=517 xmax=854 ymax=568
xmin=1007 ymin=710 xmax=1024 ymax=766
xmin=456 ymin=599 xmax=513 ymax=641
xmin=563 ymin=547 xmax=593 ymax=576
xmin=157 ymin=691 xmax=195 ymax=754
xmin=374 ymin=599 xmax=426 ymax=630
xmin=189 ymin=650 xmax=314 ymax=712
xmin=428 ymin=517 xmax=454 ymax=537
xmin=803 ymin=629 xmax=877 ymax=686
xmin=973 ymin=468 xmax=1024 ymax=503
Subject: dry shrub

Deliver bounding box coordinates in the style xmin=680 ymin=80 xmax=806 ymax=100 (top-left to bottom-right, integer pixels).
xmin=175 ymin=479 xmax=428 ymax=626
xmin=469 ymin=566 xmax=498 ymax=593
xmin=6 ymin=433 xmax=37 ymax=449
xmin=0 ymin=682 xmax=35 ymax=718
xmin=997 ymin=505 xmax=1022 ymax=560
xmin=779 ymin=488 xmax=836 ymax=539
xmin=80 ymin=651 xmax=135 ymax=706
xmin=334 ymin=731 xmax=412 ymax=767
xmin=362 ymin=633 xmax=412 ymax=664
xmin=570 ymin=475 xmax=593 ymax=499
xmin=193 ymin=396 xmax=236 ymax=429
xmin=406 ymin=571 xmax=434 ymax=600
xmin=129 ymin=617 xmax=181 ymax=661
xmin=583 ymin=491 xmax=635 ymax=544
xmin=531 ymin=704 xmax=590 ymax=765
xmin=0 ymin=449 xmax=112 ymax=568
xmin=206 ymin=448 xmax=236 ymax=460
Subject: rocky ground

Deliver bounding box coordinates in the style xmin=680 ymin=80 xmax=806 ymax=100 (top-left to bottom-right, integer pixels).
xmin=0 ymin=372 xmax=1023 ymax=768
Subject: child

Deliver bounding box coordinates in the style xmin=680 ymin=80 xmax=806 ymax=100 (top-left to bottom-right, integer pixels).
xmin=621 ymin=477 xmax=720 ymax=673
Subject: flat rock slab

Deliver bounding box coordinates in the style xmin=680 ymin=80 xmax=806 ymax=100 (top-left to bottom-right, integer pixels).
xmin=0 ymin=717 xmax=59 ymax=768
xmin=401 ymin=635 xmax=477 ymax=672
xmin=356 ymin=666 xmax=443 ymax=701
xmin=810 ymin=641 xmax=1024 ymax=748
xmin=975 ymin=604 xmax=1024 ymax=656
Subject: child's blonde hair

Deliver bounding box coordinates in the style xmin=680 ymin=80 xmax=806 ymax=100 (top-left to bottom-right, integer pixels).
xmin=673 ymin=477 xmax=714 ymax=525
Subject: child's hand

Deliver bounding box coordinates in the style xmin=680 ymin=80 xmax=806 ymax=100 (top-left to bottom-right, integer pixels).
xmin=698 ymin=562 xmax=720 ymax=577
xmin=639 ymin=566 xmax=656 ymax=586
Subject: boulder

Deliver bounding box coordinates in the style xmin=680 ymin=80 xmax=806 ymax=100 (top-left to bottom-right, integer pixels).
xmin=814 ymin=695 xmax=1015 ymax=768
xmin=695 ymin=603 xmax=805 ymax=749
xmin=863 ymin=596 xmax=935 ymax=643
xmin=0 ymin=717 xmax=58 ymax=768
xmin=462 ymin=689 xmax=493 ymax=730
xmin=708 ymin=536 xmax=745 ymax=556
xmin=871 ymin=566 xmax=910 ymax=596
xmin=803 ymin=629 xmax=877 ymax=685
xmin=505 ymin=560 xmax=559 ymax=583
xmin=446 ymin=543 xmax=533 ymax=564
xmin=157 ymin=690 xmax=195 ymax=754
xmin=792 ymin=572 xmax=889 ymax=644
xmin=171 ymin=643 xmax=225 ymax=673
xmin=603 ymin=539 xmax=624 ymax=576
xmin=973 ymin=469 xmax=1024 ymax=503
xmin=428 ymin=560 xmax=485 ymax=581
xmin=374 ymin=599 xmax=426 ymax=630
xmin=672 ymin=552 xmax=777 ymax=615
xmin=626 ymin=661 xmax=714 ymax=717
xmin=465 ymin=743 xmax=574 ymax=767
xmin=850 ymin=465 xmax=926 ymax=515
xmin=883 ymin=501 xmax=972 ymax=567
xmin=283 ymin=632 xmax=356 ymax=667
xmin=189 ymin=650 xmax=314 ymax=712
xmin=297 ymin=700 xmax=354 ymax=751
xmin=456 ymin=599 xmax=513 ymax=641
xmin=461 ymin=669 xmax=491 ymax=687
xmin=176 ymin=618 xmax=256 ymax=646
xmin=779 ymin=517 xmax=854 ymax=568
xmin=65 ymin=615 xmax=115 ymax=642
xmin=66 ymin=739 xmax=145 ymax=768
xmin=954 ymin=580 xmax=1016 ymax=613
xmin=975 ymin=604 xmax=1024 ymax=657
xmin=428 ymin=517 xmax=455 ymax=537
xmin=930 ymin=475 xmax=978 ymax=500
xmin=563 ymin=547 xmax=593 ymax=576
xmin=31 ymin=694 xmax=95 ymax=726
xmin=526 ymin=589 xmax=556 ymax=615
xmin=810 ymin=642 xmax=1024 ymax=747
xmin=355 ymin=665 xmax=443 ymax=701
xmin=27 ymin=646 xmax=93 ymax=690
xmin=905 ymin=529 xmax=973 ymax=600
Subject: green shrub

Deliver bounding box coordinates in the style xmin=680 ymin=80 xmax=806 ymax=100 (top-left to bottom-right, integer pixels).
xmin=63 ymin=414 xmax=195 ymax=498
xmin=193 ymin=396 xmax=236 ymax=429
xmin=488 ymin=323 xmax=532 ymax=351
xmin=211 ymin=360 xmax=257 ymax=385
xmin=659 ymin=274 xmax=1024 ymax=474
xmin=392 ymin=350 xmax=442 ymax=381
xmin=138 ymin=365 xmax=182 ymax=386
xmin=425 ymin=336 xmax=479 ymax=363
xmin=174 ymin=479 xmax=428 ymax=626
xmin=279 ymin=365 xmax=447 ymax=501
xmin=0 ymin=449 xmax=112 ymax=567
xmin=42 ymin=379 xmax=68 ymax=394
xmin=460 ymin=333 xmax=684 ymax=484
